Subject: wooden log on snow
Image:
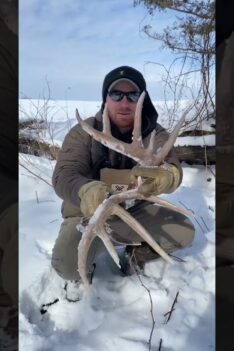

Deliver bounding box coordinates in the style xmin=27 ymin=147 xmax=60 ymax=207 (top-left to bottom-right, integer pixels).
xmin=174 ymin=145 xmax=215 ymax=164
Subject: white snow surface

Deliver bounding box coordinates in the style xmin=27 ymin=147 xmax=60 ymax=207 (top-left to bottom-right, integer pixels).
xmin=19 ymin=99 xmax=215 ymax=350
xmin=19 ymin=157 xmax=215 ymax=351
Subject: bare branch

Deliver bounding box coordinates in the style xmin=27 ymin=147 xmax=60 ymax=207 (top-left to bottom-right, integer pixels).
xmin=135 ymin=0 xmax=215 ymax=131
xmin=130 ymin=250 xmax=156 ymax=351
xmin=19 ymin=162 xmax=52 ymax=187
xmin=164 ymin=291 xmax=179 ymax=323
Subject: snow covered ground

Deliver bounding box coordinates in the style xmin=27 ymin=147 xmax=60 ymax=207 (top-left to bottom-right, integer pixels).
xmin=19 ymin=100 xmax=215 ymax=350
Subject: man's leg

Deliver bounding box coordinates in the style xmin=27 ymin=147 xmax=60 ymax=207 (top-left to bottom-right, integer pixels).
xmin=51 ymin=216 xmax=106 ymax=282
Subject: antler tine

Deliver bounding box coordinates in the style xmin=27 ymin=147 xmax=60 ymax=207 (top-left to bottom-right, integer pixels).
xmin=77 ymin=227 xmax=95 ymax=290
xmin=76 ymin=108 xmax=94 ymax=137
xmin=153 ymin=107 xmax=191 ymax=166
xmin=102 ymin=104 xmax=111 ymax=134
xmin=78 ymin=221 xmax=121 ymax=290
xmin=99 ymin=227 xmax=121 ymax=268
xmin=77 ymin=197 xmax=125 ymax=289
xmin=113 ymin=204 xmax=173 ymax=263
xmin=132 ymin=91 xmax=145 ymax=148
xmin=146 ymin=195 xmax=195 ymax=218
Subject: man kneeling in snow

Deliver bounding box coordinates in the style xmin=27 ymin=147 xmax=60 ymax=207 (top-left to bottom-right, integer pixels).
xmin=51 ymin=66 xmax=195 ymax=295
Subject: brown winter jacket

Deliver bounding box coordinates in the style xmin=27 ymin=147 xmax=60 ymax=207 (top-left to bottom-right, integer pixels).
xmin=52 ymin=110 xmax=183 ymax=218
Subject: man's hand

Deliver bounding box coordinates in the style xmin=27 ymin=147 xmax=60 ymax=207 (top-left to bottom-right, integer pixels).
xmin=78 ymin=181 xmax=110 ymax=217
xmin=131 ymin=163 xmax=181 ymax=197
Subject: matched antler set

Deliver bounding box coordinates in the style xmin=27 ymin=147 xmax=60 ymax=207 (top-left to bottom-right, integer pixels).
xmin=76 ymin=91 xmax=193 ymax=289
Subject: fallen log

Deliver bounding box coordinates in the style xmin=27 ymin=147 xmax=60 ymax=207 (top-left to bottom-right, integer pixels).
xmin=175 ymin=145 xmax=215 ymax=164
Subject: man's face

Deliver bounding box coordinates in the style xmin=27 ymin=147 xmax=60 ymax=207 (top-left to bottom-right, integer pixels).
xmin=106 ymin=81 xmax=139 ymax=133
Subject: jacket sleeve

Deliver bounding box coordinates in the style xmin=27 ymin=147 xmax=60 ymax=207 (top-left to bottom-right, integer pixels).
xmin=52 ymin=120 xmax=94 ymax=206
xmin=154 ymin=123 xmax=183 ymax=188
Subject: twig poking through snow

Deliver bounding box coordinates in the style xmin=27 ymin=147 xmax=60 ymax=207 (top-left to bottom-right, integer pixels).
xmin=164 ymin=291 xmax=179 ymax=324
xmin=130 ymin=250 xmax=156 ymax=351
xmin=20 ymin=162 xmax=52 ymax=187
xmin=35 ymin=191 xmax=39 ymax=204
xmin=169 ymin=253 xmax=186 ymax=263
xmin=158 ymin=338 xmax=163 ymax=350
xmin=200 ymin=216 xmax=210 ymax=232
xmin=208 ymin=206 xmax=214 ymax=212
xmin=49 ymin=219 xmax=58 ymax=224
xmin=207 ymin=166 xmax=215 ymax=178
xmin=40 ymin=298 xmax=59 ymax=315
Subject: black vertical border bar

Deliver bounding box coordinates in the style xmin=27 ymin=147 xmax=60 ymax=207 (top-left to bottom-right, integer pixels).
xmin=216 ymin=1 xmax=234 ymax=350
xmin=0 ymin=0 xmax=18 ymax=349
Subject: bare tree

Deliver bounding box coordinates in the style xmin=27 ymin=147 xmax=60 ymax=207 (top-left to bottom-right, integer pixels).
xmin=134 ymin=0 xmax=215 ymax=129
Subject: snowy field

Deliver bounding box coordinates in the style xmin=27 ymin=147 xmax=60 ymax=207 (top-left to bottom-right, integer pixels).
xmin=19 ymin=99 xmax=215 ymax=350
xmin=19 ymin=98 xmax=215 ymax=149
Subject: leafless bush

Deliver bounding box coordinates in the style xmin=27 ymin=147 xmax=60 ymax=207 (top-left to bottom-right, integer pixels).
xmin=19 ymin=81 xmax=72 ymax=185
xmin=19 ymin=80 xmax=73 ymax=159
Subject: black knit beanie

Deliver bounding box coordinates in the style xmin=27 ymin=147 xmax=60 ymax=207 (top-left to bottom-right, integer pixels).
xmin=101 ymin=66 xmax=158 ymax=121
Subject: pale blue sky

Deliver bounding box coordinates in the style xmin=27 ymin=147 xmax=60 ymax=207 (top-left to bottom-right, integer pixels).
xmin=19 ymin=0 xmax=179 ymax=101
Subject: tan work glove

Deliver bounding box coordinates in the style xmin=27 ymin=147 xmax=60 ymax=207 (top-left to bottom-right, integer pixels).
xmin=131 ymin=163 xmax=181 ymax=197
xmin=78 ymin=181 xmax=110 ymax=217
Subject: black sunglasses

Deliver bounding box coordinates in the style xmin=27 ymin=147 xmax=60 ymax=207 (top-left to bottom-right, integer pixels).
xmin=108 ymin=90 xmax=141 ymax=103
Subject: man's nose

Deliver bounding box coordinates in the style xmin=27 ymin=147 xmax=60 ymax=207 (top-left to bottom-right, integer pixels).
xmin=119 ymin=95 xmax=130 ymax=105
